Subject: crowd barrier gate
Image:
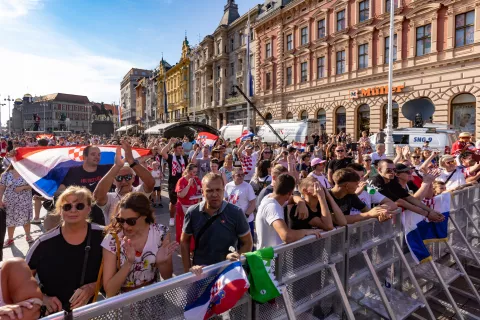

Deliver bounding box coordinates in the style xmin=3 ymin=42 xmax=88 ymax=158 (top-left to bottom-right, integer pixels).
xmin=42 ymin=185 xmax=480 ymax=320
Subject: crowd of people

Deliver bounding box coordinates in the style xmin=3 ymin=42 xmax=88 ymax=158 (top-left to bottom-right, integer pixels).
xmin=0 ymin=128 xmax=477 ymax=318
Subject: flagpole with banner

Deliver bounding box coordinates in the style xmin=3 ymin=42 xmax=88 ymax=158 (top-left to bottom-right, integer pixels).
xmin=246 ymin=11 xmax=252 ymax=132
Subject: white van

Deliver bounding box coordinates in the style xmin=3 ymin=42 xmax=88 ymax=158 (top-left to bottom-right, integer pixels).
xmin=257 ymin=120 xmax=320 ymax=144
xmin=219 ymin=124 xmax=245 ymax=142
xmin=369 ymin=126 xmax=458 ymax=155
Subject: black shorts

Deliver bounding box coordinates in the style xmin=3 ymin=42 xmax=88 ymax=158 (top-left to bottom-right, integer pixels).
xmin=154 ymin=186 xmax=161 ymax=192
xmin=168 ymin=182 xmax=178 ymax=205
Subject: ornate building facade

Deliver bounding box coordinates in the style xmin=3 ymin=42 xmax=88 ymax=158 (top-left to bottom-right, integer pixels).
xmin=254 ymin=0 xmax=480 ymax=139
xmin=191 ymin=0 xmax=260 ymax=128
xmin=157 ymin=38 xmax=191 ymax=122
xmin=120 ymin=68 xmax=152 ymax=125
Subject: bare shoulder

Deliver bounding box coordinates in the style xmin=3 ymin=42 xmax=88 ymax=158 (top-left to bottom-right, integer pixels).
xmin=3 ymin=258 xmax=42 ymax=303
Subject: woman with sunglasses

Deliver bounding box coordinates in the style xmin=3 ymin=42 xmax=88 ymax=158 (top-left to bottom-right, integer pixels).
xmin=102 ymin=193 xmax=178 ymax=297
xmin=0 ymin=164 xmax=34 ymax=246
xmin=26 ymin=186 xmax=103 ymax=315
xmin=175 ymin=164 xmax=202 ymax=250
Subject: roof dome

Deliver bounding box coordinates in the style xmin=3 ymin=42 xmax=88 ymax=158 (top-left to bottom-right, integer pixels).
xmin=15 ymin=98 xmax=22 ymax=102
xmin=23 ymin=93 xmax=32 ymax=98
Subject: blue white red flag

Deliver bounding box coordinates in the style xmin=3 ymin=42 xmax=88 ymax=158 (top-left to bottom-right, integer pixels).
xmin=196 ymin=131 xmax=218 ymax=147
xmin=11 ymin=146 xmax=151 ymax=199
xmin=184 ymin=261 xmax=249 ymax=320
xmin=293 ymin=142 xmax=306 ymax=151
xmin=402 ymin=193 xmax=450 ymax=264
xmin=235 ymin=130 xmax=254 ymax=145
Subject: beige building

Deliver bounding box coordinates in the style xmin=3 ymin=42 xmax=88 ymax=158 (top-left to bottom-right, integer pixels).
xmin=254 ymin=0 xmax=480 ymax=139
xmin=191 ymin=0 xmax=260 ymax=128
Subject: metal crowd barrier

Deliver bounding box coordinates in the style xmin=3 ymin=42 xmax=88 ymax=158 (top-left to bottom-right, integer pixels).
xmin=42 ymin=184 xmax=480 ymax=320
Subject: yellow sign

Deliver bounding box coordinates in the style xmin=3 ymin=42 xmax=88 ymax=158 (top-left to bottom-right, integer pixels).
xmin=351 ymin=85 xmax=405 ymax=99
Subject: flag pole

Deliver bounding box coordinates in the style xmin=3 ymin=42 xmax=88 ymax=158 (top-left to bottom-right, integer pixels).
xmin=385 ymin=0 xmax=395 ymax=158
xmin=246 ymin=10 xmax=251 ymax=132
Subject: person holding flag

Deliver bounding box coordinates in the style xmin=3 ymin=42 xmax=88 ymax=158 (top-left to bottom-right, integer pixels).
xmin=236 ymin=140 xmax=259 ymax=183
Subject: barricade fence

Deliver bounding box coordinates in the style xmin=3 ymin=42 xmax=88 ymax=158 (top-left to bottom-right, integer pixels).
xmin=43 ymin=184 xmax=480 ymax=320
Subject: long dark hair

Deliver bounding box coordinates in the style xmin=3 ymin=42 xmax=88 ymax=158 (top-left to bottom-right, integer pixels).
xmin=106 ymin=192 xmax=155 ymax=233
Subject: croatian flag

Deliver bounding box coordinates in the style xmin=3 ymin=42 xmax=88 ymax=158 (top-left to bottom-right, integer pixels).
xmin=293 ymin=142 xmax=307 ymax=151
xmin=235 ymin=130 xmax=254 ymax=145
xmin=196 ymin=132 xmax=218 ymax=147
xmin=11 ymin=146 xmax=151 ymax=199
xmin=184 ymin=261 xmax=249 ymax=320
xmin=402 ymin=193 xmax=450 ymax=264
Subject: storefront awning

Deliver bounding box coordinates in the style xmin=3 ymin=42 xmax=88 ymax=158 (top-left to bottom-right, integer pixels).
xmin=116 ymin=124 xmax=137 ymax=132
xmin=144 ymin=123 xmax=178 ymax=134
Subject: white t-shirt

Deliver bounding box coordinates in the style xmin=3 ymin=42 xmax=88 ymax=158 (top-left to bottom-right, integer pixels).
xmin=224 ymin=181 xmax=256 ymax=222
xmin=151 ymin=169 xmax=162 ymax=187
xmin=370 ymin=152 xmax=387 ymax=162
xmin=256 ymin=196 xmax=284 ymax=249
xmin=436 ymin=168 xmax=466 ymax=191
xmin=350 ymin=190 xmax=386 ymax=215
xmin=98 ymin=184 xmax=151 ymax=225
xmin=308 ymin=172 xmax=331 ymax=189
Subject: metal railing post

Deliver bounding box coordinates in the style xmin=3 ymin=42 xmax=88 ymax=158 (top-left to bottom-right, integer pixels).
xmin=450 ymin=216 xmax=480 ymax=266
xmin=328 ymin=263 xmax=355 ymax=320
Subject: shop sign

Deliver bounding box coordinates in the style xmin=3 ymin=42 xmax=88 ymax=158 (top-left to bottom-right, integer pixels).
xmin=350 ymin=85 xmax=405 ymax=99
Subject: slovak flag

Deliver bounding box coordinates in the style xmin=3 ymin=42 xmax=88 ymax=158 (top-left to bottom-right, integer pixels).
xmin=402 ymin=193 xmax=450 ymax=264
xmin=184 ymin=261 xmax=249 ymax=320
xmin=196 ymin=132 xmax=218 ymax=147
xmin=235 ymin=130 xmax=254 ymax=145
xmin=11 ymin=146 xmax=151 ymax=199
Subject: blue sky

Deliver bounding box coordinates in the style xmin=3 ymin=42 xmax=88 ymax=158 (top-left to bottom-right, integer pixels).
xmin=0 ymin=0 xmax=259 ymax=119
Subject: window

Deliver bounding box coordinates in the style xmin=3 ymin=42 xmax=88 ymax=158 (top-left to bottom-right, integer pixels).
xmin=217 ymin=66 xmax=221 ymax=78
xmin=266 ymin=73 xmax=272 ymax=90
xmin=359 ymin=1 xmax=369 ymax=22
xmin=249 ymin=54 xmax=254 ymax=68
xmin=301 ymin=62 xmax=308 ymax=82
xmin=385 ymin=0 xmax=398 ymax=13
xmin=230 ymin=38 xmax=234 ymax=51
xmin=317 ymin=19 xmax=326 ymax=39
xmin=336 ymin=50 xmax=346 ymax=74
xmin=337 ymin=10 xmax=345 ymax=31
xmin=301 ymin=27 xmax=308 ymax=45
xmin=216 ymin=87 xmax=220 ymax=100
xmin=384 ymin=34 xmax=397 ymax=63
xmin=358 ymin=44 xmax=368 ymax=69
xmin=416 ymin=24 xmax=431 ymax=56
xmin=239 ymin=32 xmax=243 ymax=45
xmin=231 ymin=63 xmax=234 ymax=76
xmin=217 ymin=42 xmax=221 ymax=54
xmin=317 ymin=57 xmax=325 ymax=79
xmin=266 ymin=42 xmax=271 ymax=58
xmin=455 ymin=11 xmax=475 ymax=47
xmin=286 ymin=34 xmax=293 ymax=51
xmin=286 ymin=67 xmax=293 ymax=85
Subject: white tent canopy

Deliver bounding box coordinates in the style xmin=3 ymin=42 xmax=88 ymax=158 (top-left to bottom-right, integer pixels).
xmin=116 ymin=124 xmax=137 ymax=132
xmin=144 ymin=122 xmax=178 ymax=134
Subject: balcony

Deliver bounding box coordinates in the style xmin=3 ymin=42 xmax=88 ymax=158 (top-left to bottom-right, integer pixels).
xmin=225 ymin=96 xmax=245 ymax=106
xmin=236 ymin=71 xmax=243 ymax=78
xmin=207 ymin=79 xmax=214 ymax=87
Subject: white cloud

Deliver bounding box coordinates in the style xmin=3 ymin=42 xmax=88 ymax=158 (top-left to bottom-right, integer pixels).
xmin=0 ymin=0 xmax=42 ymax=18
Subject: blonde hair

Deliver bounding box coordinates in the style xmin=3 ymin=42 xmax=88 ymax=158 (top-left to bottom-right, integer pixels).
xmin=299 ymin=176 xmax=317 ymax=193
xmin=55 ymin=186 xmax=94 ymax=215
xmin=271 ymin=164 xmax=288 ymax=178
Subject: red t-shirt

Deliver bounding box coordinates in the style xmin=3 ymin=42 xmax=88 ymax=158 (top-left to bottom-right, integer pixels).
xmin=175 ymin=176 xmax=202 ymax=206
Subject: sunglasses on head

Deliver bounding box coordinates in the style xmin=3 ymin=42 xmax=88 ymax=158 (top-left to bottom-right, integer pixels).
xmin=115 ymin=174 xmax=133 ymax=182
xmin=115 ymin=216 xmax=141 ymax=226
xmin=62 ymin=203 xmax=85 ymax=211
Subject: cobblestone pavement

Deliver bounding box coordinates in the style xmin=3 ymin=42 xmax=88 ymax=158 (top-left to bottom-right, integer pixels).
xmin=2 ymin=190 xmax=185 ymax=276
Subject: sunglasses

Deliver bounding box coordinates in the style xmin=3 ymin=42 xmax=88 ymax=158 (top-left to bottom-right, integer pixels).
xmin=412 ymin=156 xmax=420 ymax=159
xmin=445 ymin=160 xmax=455 ymax=165
xmin=62 ymin=203 xmax=86 ymax=211
xmin=115 ymin=216 xmax=142 ymax=226
xmin=364 ymin=159 xmax=372 ymax=162
xmin=115 ymin=174 xmax=133 ymax=182
xmin=263 ymin=151 xmax=272 ymax=154
xmin=336 ymin=150 xmax=345 ymax=153
xmin=235 ymin=174 xmax=245 ymax=177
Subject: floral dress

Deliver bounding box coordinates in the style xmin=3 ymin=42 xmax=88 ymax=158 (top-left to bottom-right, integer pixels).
xmin=101 ymin=223 xmax=168 ymax=290
xmin=0 ymin=172 xmax=32 ymax=227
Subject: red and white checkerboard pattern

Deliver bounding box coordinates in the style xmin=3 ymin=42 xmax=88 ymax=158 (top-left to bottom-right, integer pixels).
xmin=68 ymin=147 xmax=86 ymax=161
xmin=241 ymin=156 xmax=253 ymax=174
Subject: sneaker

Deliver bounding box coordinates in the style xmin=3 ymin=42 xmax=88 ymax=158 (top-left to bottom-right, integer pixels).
xmin=158 ymin=203 xmax=164 ymax=208
xmin=26 ymin=235 xmax=34 ymax=243
xmin=3 ymin=239 xmax=14 ymax=248
xmin=31 ymin=219 xmax=42 ymax=224
xmin=169 ymin=218 xmax=175 ymax=227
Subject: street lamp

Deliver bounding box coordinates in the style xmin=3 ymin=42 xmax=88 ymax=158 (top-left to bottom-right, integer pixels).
xmin=4 ymin=96 xmax=12 ymax=134
xmin=385 ymin=0 xmax=396 ymax=157
xmin=0 ymin=103 xmax=5 ymax=134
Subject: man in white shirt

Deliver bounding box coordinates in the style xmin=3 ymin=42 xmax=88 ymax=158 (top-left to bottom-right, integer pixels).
xmin=436 ymin=154 xmax=467 ymax=191
xmin=225 ymin=167 xmax=256 ymax=233
xmin=370 ymin=143 xmax=387 ymax=162
xmin=256 ymin=174 xmax=321 ymax=249
xmin=93 ymin=142 xmax=154 ymax=224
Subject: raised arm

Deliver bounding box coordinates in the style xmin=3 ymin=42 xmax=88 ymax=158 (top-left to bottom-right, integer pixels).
xmin=94 ymin=147 xmax=123 ymax=206
xmin=419 ymin=151 xmax=438 ymax=173
xmin=123 ymin=141 xmax=154 ymax=193
xmin=160 ymin=138 xmax=176 ymax=160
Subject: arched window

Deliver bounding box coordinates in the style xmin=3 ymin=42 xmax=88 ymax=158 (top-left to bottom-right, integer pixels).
xmin=300 ymin=110 xmax=308 ymax=120
xmin=316 ymin=109 xmax=326 ymax=133
xmin=286 ymin=112 xmax=293 ymax=120
xmin=451 ymin=93 xmax=476 ymax=132
xmin=335 ymin=106 xmax=346 ymax=134
xmin=265 ymin=113 xmax=273 ymax=120
xmin=382 ymin=102 xmax=399 ymax=129
xmin=357 ymin=104 xmax=370 ymax=138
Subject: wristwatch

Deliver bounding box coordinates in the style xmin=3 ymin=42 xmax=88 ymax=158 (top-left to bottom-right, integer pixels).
xmin=129 ymin=160 xmax=139 ymax=168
